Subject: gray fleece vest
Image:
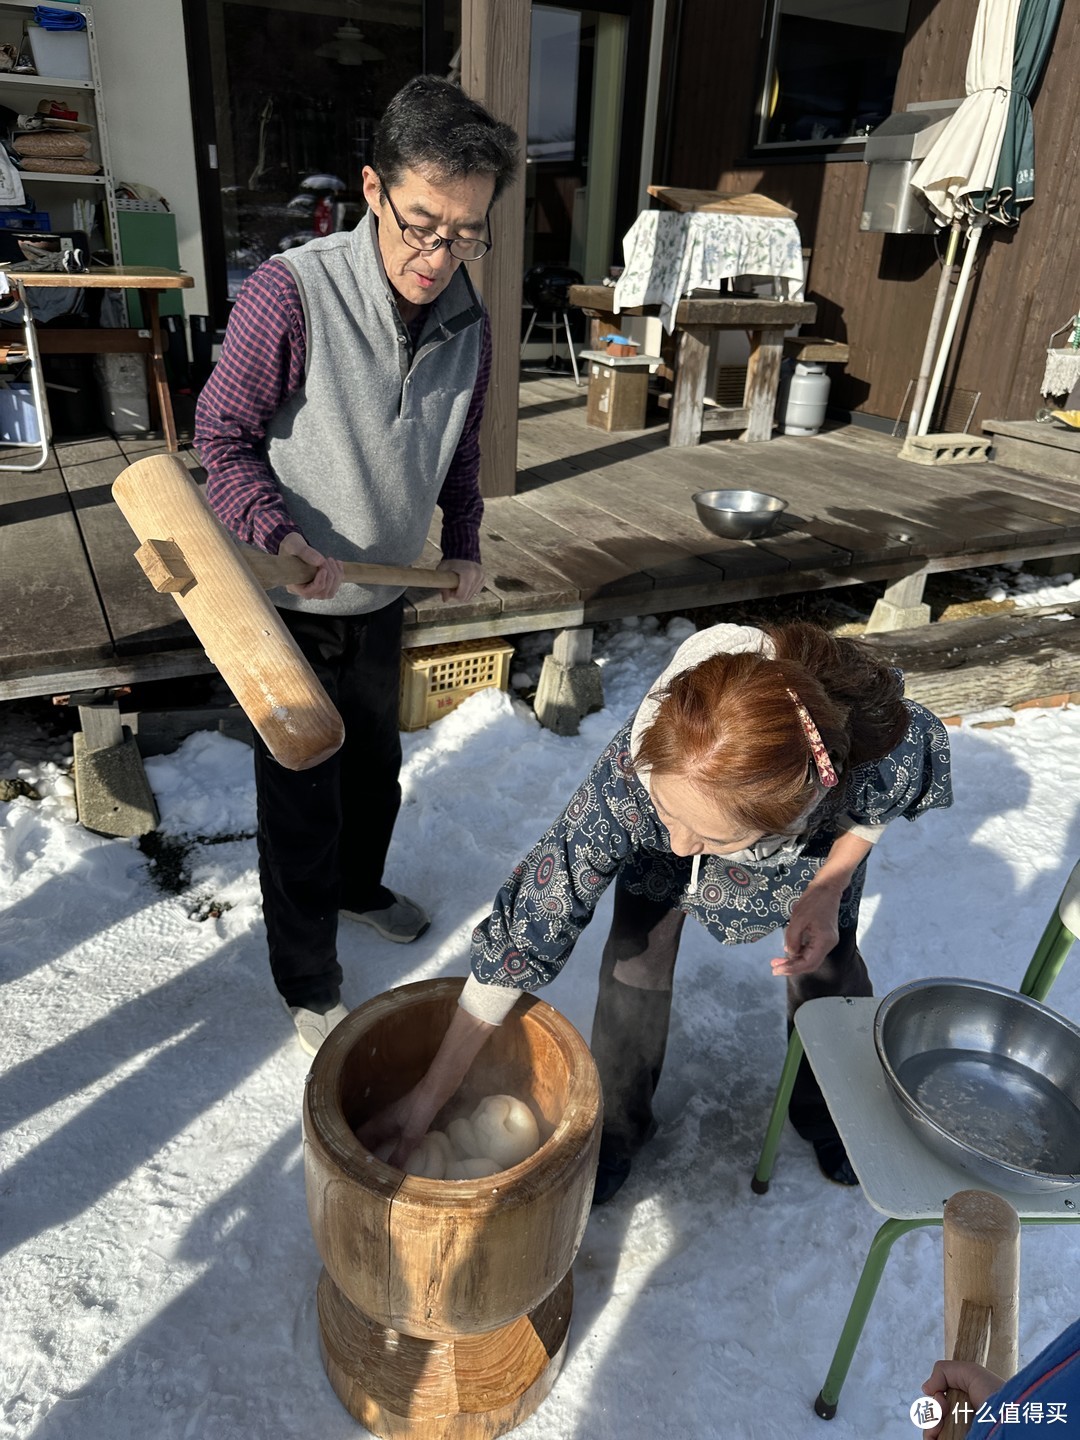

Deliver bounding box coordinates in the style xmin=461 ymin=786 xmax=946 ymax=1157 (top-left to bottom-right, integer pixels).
xmin=265 ymin=211 xmax=484 ymax=615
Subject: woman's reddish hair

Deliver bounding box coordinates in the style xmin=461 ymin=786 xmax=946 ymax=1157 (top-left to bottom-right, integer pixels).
xmin=634 ymin=623 xmax=908 ymax=834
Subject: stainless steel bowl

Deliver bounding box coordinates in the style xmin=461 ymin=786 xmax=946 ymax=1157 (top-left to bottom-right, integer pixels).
xmin=693 ymin=489 xmax=788 ymax=540
xmin=874 ymin=978 xmax=1080 ymax=1193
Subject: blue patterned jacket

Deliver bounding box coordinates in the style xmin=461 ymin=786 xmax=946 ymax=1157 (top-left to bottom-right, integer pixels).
xmin=469 ymin=701 xmax=952 ymax=996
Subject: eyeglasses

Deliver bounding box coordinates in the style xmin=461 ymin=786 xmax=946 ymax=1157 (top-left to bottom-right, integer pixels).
xmin=378 ymin=180 xmax=492 ymax=262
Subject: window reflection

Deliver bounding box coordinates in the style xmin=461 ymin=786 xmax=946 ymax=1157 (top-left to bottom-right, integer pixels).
xmin=202 ymin=1 xmax=439 ymax=298
xmin=758 ymin=0 xmax=910 ymax=149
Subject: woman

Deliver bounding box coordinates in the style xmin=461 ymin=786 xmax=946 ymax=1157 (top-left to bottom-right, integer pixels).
xmin=361 ymin=621 xmax=952 ymax=1199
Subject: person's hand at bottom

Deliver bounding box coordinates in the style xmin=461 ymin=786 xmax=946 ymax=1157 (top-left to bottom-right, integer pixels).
xmin=920 ymin=1360 xmax=1004 ymax=1438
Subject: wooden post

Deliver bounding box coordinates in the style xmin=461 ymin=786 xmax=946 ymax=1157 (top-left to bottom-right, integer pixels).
xmin=742 ymin=324 xmax=787 ymax=442
xmin=668 ymin=326 xmax=709 ymax=446
xmin=941 ymin=1190 xmax=1020 ymax=1438
xmin=77 ymin=701 xmax=124 ymax=754
xmin=461 ymin=0 xmax=530 ymax=499
xmin=552 ymin=627 xmax=594 ymax=667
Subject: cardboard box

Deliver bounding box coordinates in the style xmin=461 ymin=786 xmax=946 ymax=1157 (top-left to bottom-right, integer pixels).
xmin=585 ymin=357 xmax=650 ymax=432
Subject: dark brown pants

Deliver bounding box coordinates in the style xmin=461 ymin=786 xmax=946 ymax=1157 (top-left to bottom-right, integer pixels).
xmin=589 ymin=872 xmax=872 ymax=1156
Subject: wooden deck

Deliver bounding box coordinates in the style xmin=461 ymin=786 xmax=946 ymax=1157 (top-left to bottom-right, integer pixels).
xmin=3 ymin=376 xmax=1080 ymax=701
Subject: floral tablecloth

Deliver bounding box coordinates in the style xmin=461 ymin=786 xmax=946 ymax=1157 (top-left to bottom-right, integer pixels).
xmin=612 ymin=210 xmax=805 ymax=331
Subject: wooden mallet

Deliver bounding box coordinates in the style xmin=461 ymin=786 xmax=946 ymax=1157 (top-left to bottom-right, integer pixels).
xmin=112 ymin=453 xmax=459 ymax=771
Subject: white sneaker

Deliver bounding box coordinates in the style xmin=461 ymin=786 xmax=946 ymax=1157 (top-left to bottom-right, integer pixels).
xmin=283 ymin=999 xmax=350 ymax=1056
xmin=340 ymin=891 xmax=430 ymax=943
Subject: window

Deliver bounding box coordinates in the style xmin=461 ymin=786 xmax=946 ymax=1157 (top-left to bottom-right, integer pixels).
xmin=184 ymin=0 xmax=457 ymax=328
xmin=755 ymin=0 xmax=911 ymax=151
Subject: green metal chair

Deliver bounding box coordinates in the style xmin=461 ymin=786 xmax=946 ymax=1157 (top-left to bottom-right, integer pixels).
xmin=751 ymin=857 xmax=1080 ymax=1420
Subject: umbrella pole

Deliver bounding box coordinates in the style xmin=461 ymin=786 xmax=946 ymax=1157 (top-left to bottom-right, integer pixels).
xmin=905 ymin=220 xmax=962 ymax=439
xmin=917 ymin=219 xmax=987 ymax=436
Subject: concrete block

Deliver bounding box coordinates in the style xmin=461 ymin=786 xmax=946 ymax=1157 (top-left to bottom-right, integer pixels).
xmin=898 ymin=432 xmax=991 ymax=465
xmin=74 ymin=728 xmax=159 ymax=837
xmin=534 ymin=657 xmax=604 ymax=737
xmin=864 ymin=598 xmax=932 ymax=633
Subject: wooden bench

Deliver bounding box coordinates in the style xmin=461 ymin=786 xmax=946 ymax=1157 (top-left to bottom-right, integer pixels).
xmin=569 ymin=284 xmax=815 ymax=446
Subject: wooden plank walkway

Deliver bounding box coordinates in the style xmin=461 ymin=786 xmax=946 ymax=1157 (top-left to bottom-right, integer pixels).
xmin=399 ymin=375 xmax=1080 ymax=645
xmin=2 ymin=375 xmax=1080 ymax=699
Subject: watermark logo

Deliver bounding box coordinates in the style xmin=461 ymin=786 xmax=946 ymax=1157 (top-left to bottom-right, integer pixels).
xmin=909 ymin=1396 xmax=1069 ymax=1426
xmin=910 ymin=1397 xmax=942 ymax=1429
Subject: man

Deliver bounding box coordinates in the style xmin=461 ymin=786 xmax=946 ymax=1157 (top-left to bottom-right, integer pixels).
xmin=194 ymin=76 xmax=518 ymax=1056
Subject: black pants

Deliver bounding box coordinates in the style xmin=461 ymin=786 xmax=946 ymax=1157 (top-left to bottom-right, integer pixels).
xmin=251 ymin=600 xmax=405 ymax=1009
xmin=589 ymin=871 xmax=872 ymax=1156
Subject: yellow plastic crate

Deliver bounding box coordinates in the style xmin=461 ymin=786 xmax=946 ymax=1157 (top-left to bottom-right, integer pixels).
xmin=399 ymin=638 xmax=515 ymax=731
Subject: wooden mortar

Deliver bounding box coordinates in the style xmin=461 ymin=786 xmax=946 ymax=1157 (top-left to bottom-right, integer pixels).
xmin=303 ymin=977 xmax=602 ymax=1439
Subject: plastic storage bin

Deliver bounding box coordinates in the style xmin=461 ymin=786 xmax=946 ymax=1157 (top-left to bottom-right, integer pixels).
xmin=0 ymin=382 xmax=41 ymax=444
xmin=399 ymin=639 xmax=514 ymax=731
xmin=26 ymin=25 xmax=92 ymax=82
xmin=0 ymin=212 xmax=51 ymax=232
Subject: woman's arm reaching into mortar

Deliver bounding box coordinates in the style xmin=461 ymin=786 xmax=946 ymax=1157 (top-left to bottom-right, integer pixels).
xmin=356 ymin=1008 xmax=498 ymax=1167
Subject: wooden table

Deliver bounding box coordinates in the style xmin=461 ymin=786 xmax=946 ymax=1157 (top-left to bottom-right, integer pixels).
xmin=569 ymin=285 xmax=815 ymax=445
xmin=11 ymin=265 xmax=195 ymax=453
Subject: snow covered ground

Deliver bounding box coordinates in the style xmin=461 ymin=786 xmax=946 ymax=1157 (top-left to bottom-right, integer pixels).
xmin=3 ymin=598 xmax=1080 ymax=1440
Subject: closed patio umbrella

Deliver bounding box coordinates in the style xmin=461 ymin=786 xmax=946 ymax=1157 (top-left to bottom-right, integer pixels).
xmin=969 ymin=0 xmax=1064 ymax=224
xmin=911 ymin=0 xmax=1020 ymax=226
xmin=902 ymin=0 xmax=1019 ymax=441
xmin=902 ymin=0 xmax=1063 ymax=444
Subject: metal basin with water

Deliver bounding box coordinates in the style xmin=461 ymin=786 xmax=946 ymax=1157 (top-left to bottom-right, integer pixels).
xmin=874 ymin=978 xmax=1080 ymax=1193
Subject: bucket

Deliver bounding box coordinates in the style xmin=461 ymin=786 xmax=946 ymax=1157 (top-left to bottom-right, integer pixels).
xmin=779 ymin=359 xmax=831 ymax=436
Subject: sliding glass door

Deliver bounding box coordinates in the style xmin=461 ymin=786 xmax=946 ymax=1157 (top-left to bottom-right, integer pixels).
xmin=525 ymin=0 xmax=651 ymax=281
xmin=184 ymin=0 xmax=648 ymax=328
xmin=184 ymin=0 xmax=456 ymax=328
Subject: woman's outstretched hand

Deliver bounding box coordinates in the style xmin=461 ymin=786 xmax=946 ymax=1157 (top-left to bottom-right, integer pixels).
xmin=356 ymin=1084 xmax=441 ymax=1169
xmin=354 ymin=1007 xmax=497 ymax=1168
xmin=772 ymin=880 xmax=842 ymax=976
xmin=772 ymin=831 xmax=874 ymax=976
xmin=771 ymin=881 xmax=840 ymax=973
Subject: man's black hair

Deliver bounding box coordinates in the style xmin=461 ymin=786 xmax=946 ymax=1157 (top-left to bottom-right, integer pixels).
xmin=372 ymin=75 xmax=519 ymax=204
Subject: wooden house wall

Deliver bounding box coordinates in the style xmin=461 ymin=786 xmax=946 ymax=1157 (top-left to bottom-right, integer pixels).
xmin=653 ymin=0 xmax=1080 ymax=432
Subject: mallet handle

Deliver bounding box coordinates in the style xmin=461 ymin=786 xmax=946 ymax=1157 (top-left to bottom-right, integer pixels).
xmin=240 ymin=549 xmax=460 ymax=592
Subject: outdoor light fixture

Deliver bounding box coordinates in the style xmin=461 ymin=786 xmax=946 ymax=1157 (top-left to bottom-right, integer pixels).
xmin=314 ymin=19 xmax=383 ymax=67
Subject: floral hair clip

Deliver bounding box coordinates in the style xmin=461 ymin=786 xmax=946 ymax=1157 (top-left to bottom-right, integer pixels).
xmin=786 ymin=687 xmax=838 ymax=789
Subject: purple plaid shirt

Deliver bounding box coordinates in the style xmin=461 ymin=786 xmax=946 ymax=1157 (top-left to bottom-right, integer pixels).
xmin=193 ymin=257 xmax=489 ymax=563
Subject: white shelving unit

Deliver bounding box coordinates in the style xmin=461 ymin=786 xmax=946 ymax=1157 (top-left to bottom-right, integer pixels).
xmin=0 ymin=0 xmax=120 ymax=260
